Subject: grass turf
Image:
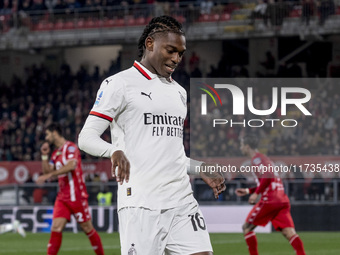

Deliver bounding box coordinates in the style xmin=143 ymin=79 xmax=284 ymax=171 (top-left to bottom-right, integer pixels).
xmin=0 ymin=232 xmax=339 ymax=254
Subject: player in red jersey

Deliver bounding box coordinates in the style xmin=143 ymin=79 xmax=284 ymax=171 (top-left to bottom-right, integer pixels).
xmin=36 ymin=123 xmax=104 ymax=255
xmin=235 ymin=134 xmax=306 ymax=255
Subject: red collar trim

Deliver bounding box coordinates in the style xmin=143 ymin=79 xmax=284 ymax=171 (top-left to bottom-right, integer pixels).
xmin=133 ymin=62 xmax=152 ymax=80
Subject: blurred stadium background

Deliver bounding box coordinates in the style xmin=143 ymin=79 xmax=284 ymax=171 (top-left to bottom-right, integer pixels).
xmin=1 ymin=0 xmax=340 ymax=254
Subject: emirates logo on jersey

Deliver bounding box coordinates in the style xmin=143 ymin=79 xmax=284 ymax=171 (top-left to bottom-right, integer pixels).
xmin=143 ymin=112 xmax=184 ymax=138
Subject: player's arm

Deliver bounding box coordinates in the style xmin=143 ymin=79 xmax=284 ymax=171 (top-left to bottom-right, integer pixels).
xmin=36 ymin=160 xmax=77 ymax=185
xmin=79 ymin=77 xmax=130 ymax=184
xmin=78 ymin=115 xmax=116 ymax=158
xmin=78 ymin=115 xmax=130 ymax=184
xmin=247 ymin=173 xmax=271 ymax=204
xmin=40 ymin=142 xmax=54 ymax=174
xmin=186 ymin=158 xmax=226 ymax=199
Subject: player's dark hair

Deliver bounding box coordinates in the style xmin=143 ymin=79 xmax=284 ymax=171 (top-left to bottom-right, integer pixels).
xmin=242 ymin=134 xmax=259 ymax=149
xmin=46 ymin=123 xmax=63 ymax=136
xmin=137 ymin=15 xmax=185 ymax=58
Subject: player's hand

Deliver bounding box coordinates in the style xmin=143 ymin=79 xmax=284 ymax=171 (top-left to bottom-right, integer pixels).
xmin=111 ymin=150 xmax=130 ymax=185
xmin=235 ymin=188 xmax=247 ymax=197
xmin=248 ymin=193 xmax=258 ymax=205
xmin=36 ymin=173 xmax=52 ymax=185
xmin=40 ymin=142 xmax=50 ymax=155
xmin=199 ymin=164 xmax=226 ymax=199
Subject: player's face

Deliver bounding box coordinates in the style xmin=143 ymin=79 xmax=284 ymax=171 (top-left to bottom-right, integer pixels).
xmin=145 ymin=32 xmax=186 ymax=78
xmin=45 ymin=130 xmax=55 ymax=145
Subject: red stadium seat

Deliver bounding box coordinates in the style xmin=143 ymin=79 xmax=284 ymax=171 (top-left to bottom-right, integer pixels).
xmin=33 ymin=21 xmax=53 ymax=31
xmin=115 ymin=18 xmax=125 ymax=26
xmin=221 ymin=13 xmax=231 ymax=21
xmin=336 ymin=6 xmax=340 ymax=15
xmin=84 ymin=18 xmax=95 ymax=28
xmin=198 ymin=14 xmax=210 ymax=22
xmin=76 ymin=19 xmax=85 ymax=29
xmin=126 ymin=16 xmax=136 ymax=26
xmin=174 ymin=15 xmax=186 ymax=23
xmin=136 ymin=17 xmax=146 ymax=25
xmin=290 ymin=6 xmax=302 ymax=18
xmin=54 ymin=20 xmax=64 ymax=30
xmin=103 ymin=18 xmax=115 ymax=27
xmin=64 ymin=21 xmax=75 ymax=29
xmin=211 ymin=14 xmax=220 ymax=21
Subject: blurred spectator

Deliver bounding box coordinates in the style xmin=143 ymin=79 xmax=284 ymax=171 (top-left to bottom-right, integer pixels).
xmin=308 ymin=173 xmax=325 ymax=200
xmin=318 ymin=0 xmax=335 ymax=26
xmin=53 ymin=0 xmax=68 ymax=11
xmin=249 ymin=0 xmax=268 ymax=26
xmin=189 ymin=51 xmax=200 ymax=72
xmin=97 ymin=185 xmax=113 ymax=206
xmin=200 ymin=0 xmax=214 ymax=15
xmin=65 ymin=0 xmax=82 ymax=14
xmin=30 ymin=0 xmax=47 ymax=12
xmin=0 ymin=0 xmax=12 ymax=15
xmin=301 ymin=0 xmax=314 ymax=26
xmin=267 ymin=0 xmax=288 ymax=27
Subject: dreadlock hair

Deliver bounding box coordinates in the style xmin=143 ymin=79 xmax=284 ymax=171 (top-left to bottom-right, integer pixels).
xmin=137 ymin=15 xmax=185 ymax=58
xmin=242 ymin=134 xmax=259 ymax=149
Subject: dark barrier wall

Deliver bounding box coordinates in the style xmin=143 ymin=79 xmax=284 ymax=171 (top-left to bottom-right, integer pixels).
xmin=291 ymin=205 xmax=340 ymax=231
xmin=1 ymin=205 xmax=338 ymax=232
xmin=0 ymin=206 xmax=119 ymax=233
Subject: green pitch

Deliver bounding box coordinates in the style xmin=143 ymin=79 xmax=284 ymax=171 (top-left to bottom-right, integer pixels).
xmin=1 ymin=232 xmax=339 ymax=254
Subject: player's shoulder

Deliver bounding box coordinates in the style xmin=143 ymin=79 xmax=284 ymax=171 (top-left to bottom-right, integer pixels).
xmin=252 ymin=152 xmax=265 ymax=165
xmin=99 ymin=66 xmax=136 ymax=89
xmin=253 ymin=152 xmax=272 ymax=166
xmin=65 ymin=141 xmax=79 ymax=152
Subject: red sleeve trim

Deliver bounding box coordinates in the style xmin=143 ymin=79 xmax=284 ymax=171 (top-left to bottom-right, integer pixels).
xmin=89 ymin=111 xmax=113 ymax=122
xmin=133 ymin=62 xmax=152 ymax=80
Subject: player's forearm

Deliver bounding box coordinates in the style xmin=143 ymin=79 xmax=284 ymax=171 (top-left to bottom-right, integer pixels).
xmin=50 ymin=160 xmax=76 ymax=177
xmin=186 ymin=157 xmax=204 ymax=175
xmin=78 ymin=115 xmax=119 ymax=158
xmin=79 ymin=128 xmax=116 ymax=158
xmin=41 ymin=159 xmax=53 ymax=174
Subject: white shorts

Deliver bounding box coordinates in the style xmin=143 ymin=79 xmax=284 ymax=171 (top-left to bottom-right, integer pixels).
xmin=118 ymin=201 xmax=213 ymax=255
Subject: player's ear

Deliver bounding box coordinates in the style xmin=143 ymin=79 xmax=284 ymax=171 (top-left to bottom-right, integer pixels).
xmin=145 ymin=36 xmax=154 ymax=52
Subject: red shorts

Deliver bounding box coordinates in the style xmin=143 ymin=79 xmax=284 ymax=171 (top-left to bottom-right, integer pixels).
xmin=246 ymin=201 xmax=294 ymax=231
xmin=53 ymin=197 xmax=91 ymax=223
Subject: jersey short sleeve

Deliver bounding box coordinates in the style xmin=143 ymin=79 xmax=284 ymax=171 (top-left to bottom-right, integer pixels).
xmin=90 ymin=76 xmax=128 ymax=121
xmin=49 ymin=151 xmax=56 ymax=166
xmin=65 ymin=144 xmax=79 ymax=161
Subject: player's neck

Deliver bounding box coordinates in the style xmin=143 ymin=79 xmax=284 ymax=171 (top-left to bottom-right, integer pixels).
xmin=140 ymin=59 xmax=155 ymax=75
xmin=248 ymin=149 xmax=258 ymax=158
xmin=54 ymin=137 xmax=66 ymax=149
xmin=140 ymin=59 xmax=172 ymax=82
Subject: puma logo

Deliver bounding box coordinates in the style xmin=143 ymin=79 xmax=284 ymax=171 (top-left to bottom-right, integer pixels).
xmin=105 ymin=79 xmax=112 ymax=85
xmin=141 ymin=92 xmax=152 ymax=100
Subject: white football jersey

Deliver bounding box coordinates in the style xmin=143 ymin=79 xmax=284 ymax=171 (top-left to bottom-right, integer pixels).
xmin=89 ymin=61 xmax=195 ymax=210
